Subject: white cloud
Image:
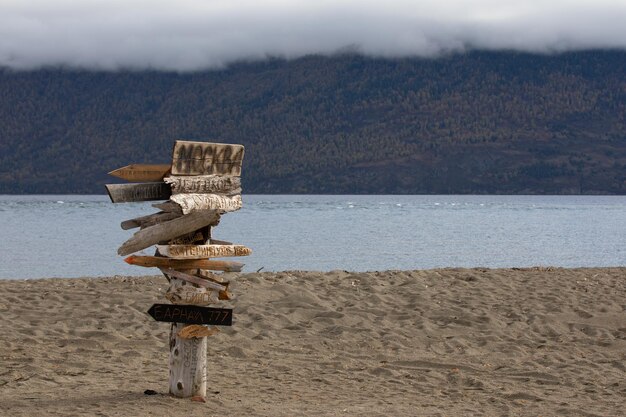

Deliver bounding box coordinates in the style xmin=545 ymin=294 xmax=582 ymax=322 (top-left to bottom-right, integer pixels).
xmin=1 ymin=0 xmax=625 ymax=70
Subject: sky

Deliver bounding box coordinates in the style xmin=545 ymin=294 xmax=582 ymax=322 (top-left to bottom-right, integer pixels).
xmin=1 ymin=0 xmax=625 ymax=71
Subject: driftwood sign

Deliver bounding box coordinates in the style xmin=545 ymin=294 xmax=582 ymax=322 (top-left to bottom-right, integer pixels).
xmin=124 ymin=255 xmax=243 ymax=272
xmin=171 ymin=141 xmax=244 ymax=176
xmin=177 ymin=325 xmax=219 ymax=339
xmin=160 ymin=268 xmax=227 ymax=292
xmin=197 ymin=269 xmax=226 ymax=283
xmin=157 ymin=244 xmax=252 ymax=259
xmin=170 ymin=193 xmax=242 ymax=214
xmin=148 ymin=304 xmax=233 ymax=326
xmin=105 ymin=182 xmax=171 ymax=203
xmin=117 ymin=210 xmax=219 ymax=256
xmin=169 ymin=231 xmax=208 ymax=245
xmin=121 ymin=210 xmax=182 ymax=230
xmin=165 ymin=175 xmax=241 ymax=195
xmin=108 ymin=164 xmax=171 ymax=182
xmin=165 ymin=279 xmax=220 ymax=306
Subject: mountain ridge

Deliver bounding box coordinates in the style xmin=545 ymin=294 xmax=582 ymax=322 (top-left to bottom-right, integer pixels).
xmin=0 ymin=50 xmax=624 ymax=194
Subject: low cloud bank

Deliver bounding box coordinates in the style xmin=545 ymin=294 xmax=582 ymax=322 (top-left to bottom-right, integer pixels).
xmin=1 ymin=0 xmax=625 ymax=70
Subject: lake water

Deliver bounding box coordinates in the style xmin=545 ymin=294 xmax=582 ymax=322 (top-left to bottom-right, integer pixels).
xmin=0 ymin=194 xmax=624 ymax=279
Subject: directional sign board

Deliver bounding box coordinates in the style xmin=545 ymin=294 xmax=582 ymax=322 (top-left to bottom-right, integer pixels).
xmin=148 ymin=304 xmax=233 ymax=326
xmin=171 ymin=141 xmax=245 ymax=176
xmin=165 ymin=175 xmax=241 ymax=194
xmin=124 ymin=255 xmax=243 ymax=272
xmin=105 ymin=182 xmax=171 ymax=203
xmin=157 ymin=244 xmax=252 ymax=259
xmin=108 ymin=164 xmax=171 ymax=182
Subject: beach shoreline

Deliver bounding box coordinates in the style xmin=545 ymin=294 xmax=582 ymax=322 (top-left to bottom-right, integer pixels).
xmin=1 ymin=267 xmax=624 ymax=416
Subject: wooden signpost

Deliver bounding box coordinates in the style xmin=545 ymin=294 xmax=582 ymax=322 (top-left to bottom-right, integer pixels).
xmin=106 ymin=140 xmax=250 ymax=401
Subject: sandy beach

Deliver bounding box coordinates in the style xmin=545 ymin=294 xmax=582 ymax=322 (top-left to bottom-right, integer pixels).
xmin=1 ymin=267 xmax=624 ymax=416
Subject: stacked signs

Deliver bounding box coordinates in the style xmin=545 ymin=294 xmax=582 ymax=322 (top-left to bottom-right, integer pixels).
xmin=106 ymin=140 xmax=250 ymax=400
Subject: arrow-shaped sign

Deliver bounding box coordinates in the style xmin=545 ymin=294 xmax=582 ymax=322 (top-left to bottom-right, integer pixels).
xmin=159 ymin=268 xmax=226 ymax=291
xmin=125 ymin=255 xmax=243 ymax=272
xmin=147 ymin=304 xmax=233 ymax=326
xmin=108 ymin=164 xmax=171 ymax=182
xmin=105 ymin=182 xmax=171 ymax=203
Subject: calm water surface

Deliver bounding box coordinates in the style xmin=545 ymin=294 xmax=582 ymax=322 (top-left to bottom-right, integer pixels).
xmin=0 ymin=194 xmax=624 ymax=279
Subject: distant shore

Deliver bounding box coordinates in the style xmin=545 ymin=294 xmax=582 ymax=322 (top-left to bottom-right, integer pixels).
xmin=1 ymin=267 xmax=624 ymax=416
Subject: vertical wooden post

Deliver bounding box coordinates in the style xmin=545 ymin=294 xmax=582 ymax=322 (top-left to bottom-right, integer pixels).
xmin=169 ymin=323 xmax=208 ymax=398
xmin=166 ymin=226 xmax=212 ymax=399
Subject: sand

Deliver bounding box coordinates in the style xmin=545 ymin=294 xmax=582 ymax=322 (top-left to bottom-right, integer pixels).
xmin=0 ymin=267 xmax=624 ymax=416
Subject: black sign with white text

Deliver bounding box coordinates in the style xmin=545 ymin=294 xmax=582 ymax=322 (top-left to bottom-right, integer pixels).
xmin=147 ymin=304 xmax=232 ymax=326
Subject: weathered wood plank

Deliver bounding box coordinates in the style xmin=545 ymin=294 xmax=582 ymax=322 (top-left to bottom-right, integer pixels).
xmin=157 ymin=244 xmax=251 ymax=259
xmin=169 ymin=323 xmax=208 ymax=398
xmin=152 ymin=201 xmax=183 ymax=214
xmin=125 ymin=255 xmax=243 ymax=272
xmin=197 ymin=269 xmax=226 ymax=283
xmin=167 ymin=231 xmax=207 ymax=245
xmin=117 ymin=210 xmax=219 ymax=256
xmin=171 ymin=141 xmax=244 ymax=176
xmin=163 ymin=225 xmax=211 ymax=246
xmin=160 ymin=268 xmax=226 ymax=291
xmin=209 ymin=238 xmax=232 ymax=246
xmin=108 ymin=164 xmax=171 ymax=182
xmin=164 ymin=277 xmax=220 ymax=306
xmin=165 ymin=175 xmax=241 ymax=195
xmin=171 ymin=193 xmax=242 ymax=214
xmin=178 ymin=325 xmax=219 ymax=339
xmin=105 ymin=182 xmax=171 ymax=203
xmin=121 ymin=211 xmax=182 ymax=230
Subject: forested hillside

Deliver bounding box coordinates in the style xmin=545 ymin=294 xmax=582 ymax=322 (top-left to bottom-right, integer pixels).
xmin=0 ymin=51 xmax=624 ymax=194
